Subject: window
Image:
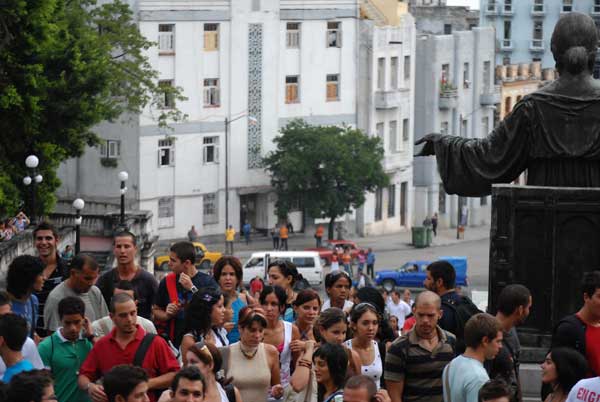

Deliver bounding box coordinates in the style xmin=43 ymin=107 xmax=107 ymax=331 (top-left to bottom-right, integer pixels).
xmin=158 ymin=24 xmax=174 ymax=53
xmin=441 ymin=121 xmax=449 ymax=135
xmin=286 ymin=23 xmax=300 ymax=48
xmin=483 ymin=61 xmax=491 ymax=90
xmin=375 ymin=188 xmax=383 ymax=221
xmin=533 ymin=0 xmax=544 ymax=12
xmin=595 ymin=0 xmax=600 ymax=13
xmin=158 ymin=80 xmax=175 ymax=109
xmin=158 ymin=138 xmax=175 ymax=167
xmin=327 ymin=21 xmax=341 ymax=48
xmin=400 ymin=182 xmax=407 ymax=226
xmin=285 ymin=76 xmax=299 ymax=103
xmin=204 ymin=23 xmax=219 ymax=51
xmin=533 ymin=21 xmax=543 ymax=47
xmin=203 ymin=136 xmax=219 ymax=163
xmin=251 ymin=0 xmax=261 ymax=11
xmin=389 ymin=120 xmax=398 ymax=153
xmin=444 ymin=24 xmax=452 ymax=34
xmin=203 ymin=193 xmax=218 ymax=224
xmin=390 ymin=57 xmax=399 ymax=89
xmin=516 ymin=95 xmax=522 ymax=103
xmin=377 ymin=58 xmax=385 ymax=90
xmin=439 ymin=184 xmax=446 ymax=214
xmin=158 ymin=197 xmax=174 ymax=228
xmin=441 ymin=63 xmax=450 ymax=84
xmin=404 ymin=56 xmax=411 ymax=80
xmin=505 ymin=96 xmax=512 ymax=115
xmin=326 ymin=74 xmax=339 ymax=101
xmin=463 ymin=62 xmax=470 ymax=88
xmin=402 ymin=118 xmax=410 ymax=142
xmin=504 ymin=0 xmax=512 ymax=12
xmin=503 ymin=20 xmax=511 ymax=47
xmin=203 ymin=78 xmax=220 ymax=107
xmin=100 ymin=140 xmax=121 ymax=159
xmin=562 ymin=0 xmax=572 ymax=12
xmin=376 ymin=122 xmax=384 ymax=140
xmin=487 ymin=0 xmax=497 ymax=12
xmin=388 ymin=185 xmax=396 ymax=218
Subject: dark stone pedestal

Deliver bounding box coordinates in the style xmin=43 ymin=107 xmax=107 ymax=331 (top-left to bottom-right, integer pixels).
xmin=488 ymin=185 xmax=600 ymax=362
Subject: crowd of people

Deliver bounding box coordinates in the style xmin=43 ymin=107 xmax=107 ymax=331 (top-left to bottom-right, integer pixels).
xmin=0 ymin=211 xmax=30 ymax=241
xmin=0 ymin=220 xmax=598 ymax=402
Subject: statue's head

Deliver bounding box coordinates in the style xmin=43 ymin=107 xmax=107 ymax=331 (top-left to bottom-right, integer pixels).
xmin=551 ymin=12 xmax=598 ymax=75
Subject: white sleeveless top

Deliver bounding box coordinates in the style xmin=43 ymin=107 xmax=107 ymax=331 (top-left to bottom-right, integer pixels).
xmin=217 ymin=383 xmax=229 ymax=402
xmin=344 ymin=339 xmax=383 ymax=389
xmin=279 ymin=320 xmax=293 ymax=388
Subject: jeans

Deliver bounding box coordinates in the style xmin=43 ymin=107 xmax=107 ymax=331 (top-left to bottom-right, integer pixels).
xmin=225 ymin=241 xmax=234 ymax=255
xmin=280 ymin=238 xmax=288 ymax=251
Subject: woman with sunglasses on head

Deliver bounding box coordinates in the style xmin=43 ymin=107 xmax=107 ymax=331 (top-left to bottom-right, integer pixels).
xmin=313 ymin=342 xmax=348 ymax=402
xmin=260 ymin=285 xmax=301 ymax=391
xmin=180 ymin=287 xmax=228 ymax=365
xmin=213 ymin=256 xmax=255 ymax=344
xmin=224 ymin=306 xmax=283 ymax=402
xmin=267 ymin=260 xmax=300 ymax=322
xmin=315 ymin=308 xmax=362 ymax=378
xmin=321 ymin=272 xmax=353 ymax=314
xmin=344 ymin=303 xmax=383 ymax=389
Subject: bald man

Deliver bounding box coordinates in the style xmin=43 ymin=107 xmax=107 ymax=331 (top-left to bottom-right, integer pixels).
xmin=385 ymin=291 xmax=457 ymax=402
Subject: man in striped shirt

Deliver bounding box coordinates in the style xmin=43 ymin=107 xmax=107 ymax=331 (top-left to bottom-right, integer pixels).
xmin=385 ymin=291 xmax=456 ymax=402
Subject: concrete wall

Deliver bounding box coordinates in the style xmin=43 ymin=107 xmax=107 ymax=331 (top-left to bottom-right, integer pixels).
xmin=411 ymin=5 xmax=479 ymax=34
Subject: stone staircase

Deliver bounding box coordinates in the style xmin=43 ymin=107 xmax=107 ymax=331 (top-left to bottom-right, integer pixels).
xmin=85 ymin=251 xmax=113 ymax=273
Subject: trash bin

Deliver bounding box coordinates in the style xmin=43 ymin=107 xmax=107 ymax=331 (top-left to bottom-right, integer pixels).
xmin=412 ymin=226 xmax=428 ymax=248
xmin=426 ymin=227 xmax=433 ymax=246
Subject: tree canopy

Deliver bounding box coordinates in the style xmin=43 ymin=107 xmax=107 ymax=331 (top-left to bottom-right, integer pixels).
xmin=263 ymin=120 xmax=389 ymax=239
xmin=0 ymin=0 xmax=185 ymax=217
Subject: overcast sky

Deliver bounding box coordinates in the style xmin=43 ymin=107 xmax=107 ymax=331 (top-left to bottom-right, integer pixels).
xmin=447 ymin=0 xmax=480 ymax=9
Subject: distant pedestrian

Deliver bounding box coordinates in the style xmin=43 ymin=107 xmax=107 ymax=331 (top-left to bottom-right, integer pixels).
xmin=271 ymin=225 xmax=280 ymax=250
xmin=315 ymin=225 xmax=324 ymax=248
xmin=366 ymin=248 xmax=375 ymax=279
xmin=60 ymin=245 xmax=74 ymax=262
xmin=386 ymin=290 xmax=411 ymax=329
xmin=225 ymin=225 xmax=236 ymax=255
xmin=287 ymin=221 xmax=294 ymax=234
xmin=402 ymin=288 xmax=414 ymax=307
xmin=242 ymin=221 xmax=251 ymax=245
xmin=330 ymin=254 xmax=340 ymax=272
xmin=432 ymin=213 xmax=439 ymax=236
xmin=357 ymin=250 xmax=366 ymax=272
xmin=250 ymin=275 xmax=264 ymax=300
xmin=342 ymin=248 xmax=352 ymax=277
xmin=187 ymin=225 xmax=198 ymax=242
xmin=279 ymin=224 xmax=289 ymax=251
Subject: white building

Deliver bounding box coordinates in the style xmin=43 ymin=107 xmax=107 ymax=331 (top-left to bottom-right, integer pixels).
xmin=57 ymin=0 xmax=417 ymax=239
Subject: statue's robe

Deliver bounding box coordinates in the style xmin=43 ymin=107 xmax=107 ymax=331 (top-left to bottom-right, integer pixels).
xmin=432 ymin=90 xmax=600 ymax=196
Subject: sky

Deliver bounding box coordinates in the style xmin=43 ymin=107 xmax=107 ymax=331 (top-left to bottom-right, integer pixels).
xmin=447 ymin=0 xmax=480 ymax=9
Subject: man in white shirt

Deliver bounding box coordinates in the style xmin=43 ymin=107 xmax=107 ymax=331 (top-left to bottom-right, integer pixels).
xmin=0 ymin=292 xmax=43 ymax=377
xmin=387 ymin=290 xmax=412 ymax=328
xmin=443 ymin=313 xmax=503 ymax=402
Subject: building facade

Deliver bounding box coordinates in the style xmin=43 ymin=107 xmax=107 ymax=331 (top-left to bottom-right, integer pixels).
xmin=57 ymin=0 xmax=417 ymax=239
xmin=413 ymin=27 xmax=499 ymax=228
xmin=480 ymin=0 xmax=600 ymax=69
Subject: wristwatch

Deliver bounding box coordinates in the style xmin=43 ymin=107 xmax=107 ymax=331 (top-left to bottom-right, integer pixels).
xmin=190 ymin=285 xmax=198 ymax=294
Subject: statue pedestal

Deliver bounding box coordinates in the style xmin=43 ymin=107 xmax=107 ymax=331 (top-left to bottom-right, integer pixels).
xmin=488 ymin=185 xmax=600 ymax=361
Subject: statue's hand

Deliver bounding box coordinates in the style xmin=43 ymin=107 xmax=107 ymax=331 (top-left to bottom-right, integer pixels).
xmin=415 ymin=133 xmax=443 ymax=157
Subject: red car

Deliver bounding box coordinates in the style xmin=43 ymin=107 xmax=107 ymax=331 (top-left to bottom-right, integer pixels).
xmin=305 ymin=240 xmax=365 ymax=265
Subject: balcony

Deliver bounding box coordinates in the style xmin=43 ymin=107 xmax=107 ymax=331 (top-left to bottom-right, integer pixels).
xmin=484 ymin=3 xmax=500 ymax=16
xmin=439 ymin=84 xmax=458 ymax=110
xmin=502 ymin=5 xmax=514 ymax=16
xmin=374 ymin=90 xmax=404 ymax=109
xmin=480 ymin=85 xmax=501 ymax=106
xmin=530 ymin=39 xmax=545 ymax=52
xmin=531 ymin=4 xmax=545 ymax=16
xmin=500 ymin=39 xmax=513 ymax=52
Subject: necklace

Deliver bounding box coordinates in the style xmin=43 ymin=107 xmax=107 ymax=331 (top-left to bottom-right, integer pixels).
xmin=240 ymin=344 xmax=258 ymax=359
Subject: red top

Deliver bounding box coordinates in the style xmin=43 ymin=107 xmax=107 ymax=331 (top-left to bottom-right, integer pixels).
xmin=250 ymin=278 xmax=264 ymax=294
xmin=80 ymin=325 xmax=180 ymax=402
xmin=585 ymin=323 xmax=600 ymax=376
xmin=403 ymin=316 xmax=416 ymax=332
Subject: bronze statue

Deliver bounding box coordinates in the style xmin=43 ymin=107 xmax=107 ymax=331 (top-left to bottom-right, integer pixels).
xmin=416 ymin=13 xmax=600 ymax=196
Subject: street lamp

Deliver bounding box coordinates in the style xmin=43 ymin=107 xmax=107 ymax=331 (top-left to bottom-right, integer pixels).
xmin=23 ymin=155 xmax=42 ymax=224
xmin=118 ymin=171 xmax=128 ymax=228
xmin=73 ymin=198 xmax=85 ymax=254
xmin=224 ymin=114 xmax=257 ymax=232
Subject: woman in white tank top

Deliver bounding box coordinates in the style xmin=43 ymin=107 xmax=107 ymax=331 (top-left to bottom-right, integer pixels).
xmin=344 ymin=302 xmax=383 ymax=389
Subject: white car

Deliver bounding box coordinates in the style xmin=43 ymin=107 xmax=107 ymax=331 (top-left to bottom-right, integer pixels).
xmin=242 ymin=251 xmax=323 ymax=287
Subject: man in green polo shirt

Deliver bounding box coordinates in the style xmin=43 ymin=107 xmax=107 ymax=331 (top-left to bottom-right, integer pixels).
xmin=38 ymin=296 xmax=94 ymax=402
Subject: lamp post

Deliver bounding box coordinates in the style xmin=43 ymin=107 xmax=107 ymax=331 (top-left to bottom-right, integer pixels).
xmin=23 ymin=155 xmax=43 ymax=224
xmin=224 ymin=114 xmax=257 ymax=232
xmin=118 ymin=171 xmax=128 ymax=228
xmin=73 ymin=198 xmax=85 ymax=254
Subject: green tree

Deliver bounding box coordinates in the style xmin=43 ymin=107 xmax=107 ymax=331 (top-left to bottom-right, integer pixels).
xmin=0 ymin=0 xmax=186 ymax=217
xmin=263 ymin=120 xmax=389 ymax=240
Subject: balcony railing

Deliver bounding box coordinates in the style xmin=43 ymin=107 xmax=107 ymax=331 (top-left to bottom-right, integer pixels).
xmin=439 ymin=83 xmax=458 ymax=110
xmin=480 ymin=85 xmax=501 ymax=106
xmin=530 ymin=39 xmax=544 ymax=52
xmin=374 ymin=90 xmax=404 ymax=109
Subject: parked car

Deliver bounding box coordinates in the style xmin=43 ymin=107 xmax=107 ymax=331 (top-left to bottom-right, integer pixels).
xmin=305 ymin=240 xmax=365 ymax=265
xmin=375 ymin=256 xmax=468 ymax=292
xmin=242 ymin=251 xmax=323 ymax=287
xmin=155 ymin=242 xmax=222 ymax=271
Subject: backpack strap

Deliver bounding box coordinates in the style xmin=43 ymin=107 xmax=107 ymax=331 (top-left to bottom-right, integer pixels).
xmin=224 ymin=383 xmax=236 ymax=402
xmin=133 ymin=334 xmax=156 ymax=368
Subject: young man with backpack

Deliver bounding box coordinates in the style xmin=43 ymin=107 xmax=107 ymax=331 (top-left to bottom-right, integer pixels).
xmin=424 ymin=261 xmax=481 ymax=353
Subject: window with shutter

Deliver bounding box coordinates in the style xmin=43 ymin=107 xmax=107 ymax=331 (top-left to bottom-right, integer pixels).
xmin=204 ymin=24 xmax=219 ymax=51
xmin=326 ymin=74 xmax=339 ymax=101
xmin=285 ymin=76 xmax=299 ymax=103
xmin=158 ymin=139 xmax=175 ymax=167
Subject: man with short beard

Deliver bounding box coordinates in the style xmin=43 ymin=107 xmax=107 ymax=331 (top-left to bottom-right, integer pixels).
xmin=485 ymin=285 xmax=532 ymax=402
xmin=33 ymin=222 xmax=69 ymax=336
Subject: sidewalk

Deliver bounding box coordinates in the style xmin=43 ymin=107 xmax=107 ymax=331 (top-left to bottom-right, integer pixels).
xmin=157 ymin=224 xmax=491 ymax=258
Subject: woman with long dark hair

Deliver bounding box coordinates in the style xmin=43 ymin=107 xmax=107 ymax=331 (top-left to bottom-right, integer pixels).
xmin=315 ymin=308 xmax=362 ymax=378
xmin=180 ymin=287 xmax=227 ymax=365
xmin=313 ymin=343 xmax=348 ymax=402
xmin=267 ymin=260 xmax=300 ymax=322
xmin=293 ymin=289 xmax=321 ymax=342
xmin=345 ymin=303 xmax=383 ymax=389
xmin=322 ymin=272 xmax=353 ymax=314
xmin=541 ymin=348 xmax=588 ymax=402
